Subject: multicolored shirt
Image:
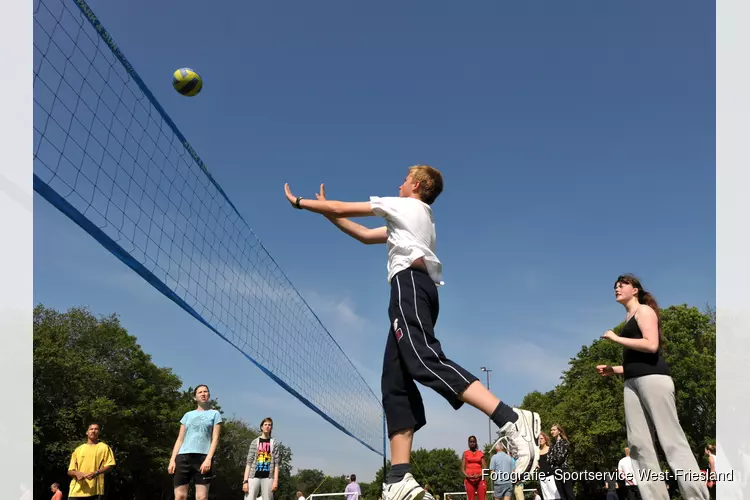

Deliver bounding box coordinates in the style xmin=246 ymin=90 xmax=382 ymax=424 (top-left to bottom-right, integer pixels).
xmin=246 ymin=436 xmax=279 ymax=479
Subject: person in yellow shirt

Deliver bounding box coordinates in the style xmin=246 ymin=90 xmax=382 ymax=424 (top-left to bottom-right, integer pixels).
xmin=67 ymin=422 xmax=116 ymax=499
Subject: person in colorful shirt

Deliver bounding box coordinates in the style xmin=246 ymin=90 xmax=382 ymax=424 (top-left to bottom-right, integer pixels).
xmin=243 ymin=417 xmax=280 ymax=500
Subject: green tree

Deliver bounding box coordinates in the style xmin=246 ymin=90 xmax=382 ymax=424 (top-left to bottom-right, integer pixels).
xmin=33 ymin=305 xmax=297 ymax=500
xmin=411 ymin=448 xmax=464 ymax=496
xmin=293 ymin=468 xmax=328 ymax=496
xmin=33 ymin=305 xmax=187 ymax=499
xmin=658 ymin=305 xmax=716 ymax=451
xmin=369 ymin=448 xmax=464 ymax=499
xmin=290 ymin=470 xmax=352 ymax=500
xmin=275 ymin=441 xmax=296 ymax=500
xmin=360 ymin=470 xmax=384 ymax=500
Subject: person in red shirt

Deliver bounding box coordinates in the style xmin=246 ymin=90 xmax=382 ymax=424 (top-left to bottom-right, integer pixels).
xmin=50 ymin=483 xmax=63 ymax=500
xmin=463 ymin=436 xmax=487 ymax=500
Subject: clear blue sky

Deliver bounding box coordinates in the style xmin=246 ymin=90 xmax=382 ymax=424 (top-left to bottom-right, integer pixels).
xmin=34 ymin=0 xmax=714 ymax=484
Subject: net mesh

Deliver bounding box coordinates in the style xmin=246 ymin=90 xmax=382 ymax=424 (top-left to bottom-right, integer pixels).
xmin=33 ymin=0 xmax=384 ymax=455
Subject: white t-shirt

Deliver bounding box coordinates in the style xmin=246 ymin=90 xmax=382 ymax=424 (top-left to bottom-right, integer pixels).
xmin=618 ymin=456 xmax=638 ymax=486
xmin=369 ymin=196 xmax=443 ymax=285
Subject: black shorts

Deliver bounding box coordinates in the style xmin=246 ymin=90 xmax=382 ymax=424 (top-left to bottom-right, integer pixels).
xmin=381 ymin=267 xmax=479 ymax=437
xmin=174 ymin=453 xmax=214 ymax=487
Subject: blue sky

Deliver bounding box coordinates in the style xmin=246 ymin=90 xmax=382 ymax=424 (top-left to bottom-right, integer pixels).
xmin=34 ymin=0 xmax=714 ymax=484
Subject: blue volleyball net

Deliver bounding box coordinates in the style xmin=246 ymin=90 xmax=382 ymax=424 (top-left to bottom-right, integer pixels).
xmin=33 ymin=0 xmax=385 ymax=456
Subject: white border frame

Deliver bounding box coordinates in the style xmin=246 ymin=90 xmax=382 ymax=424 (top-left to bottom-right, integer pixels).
xmin=4 ymin=1 xmax=740 ymax=498
xmin=0 ymin=0 xmax=33 ymax=496
xmin=716 ymin=0 xmax=749 ymax=498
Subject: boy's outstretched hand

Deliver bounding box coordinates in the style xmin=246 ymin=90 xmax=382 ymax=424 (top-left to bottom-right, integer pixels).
xmin=284 ymin=182 xmax=328 ymax=207
xmin=284 ymin=183 xmax=373 ymax=219
xmin=284 ymin=183 xmax=297 ymax=207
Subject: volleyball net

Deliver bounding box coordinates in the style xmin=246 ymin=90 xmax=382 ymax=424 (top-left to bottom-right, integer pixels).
xmin=33 ymin=0 xmax=384 ymax=456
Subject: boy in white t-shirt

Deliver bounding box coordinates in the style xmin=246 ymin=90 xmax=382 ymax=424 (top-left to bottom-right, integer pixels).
xmin=284 ymin=165 xmax=541 ymax=500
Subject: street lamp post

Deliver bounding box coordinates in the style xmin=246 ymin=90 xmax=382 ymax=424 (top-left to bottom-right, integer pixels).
xmin=480 ymin=367 xmax=493 ymax=447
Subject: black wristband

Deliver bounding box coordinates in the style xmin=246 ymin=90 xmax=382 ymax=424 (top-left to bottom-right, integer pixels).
xmin=295 ymin=196 xmax=303 ymax=209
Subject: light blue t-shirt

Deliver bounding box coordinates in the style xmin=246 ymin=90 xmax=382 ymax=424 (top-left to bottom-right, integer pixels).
xmin=489 ymin=452 xmax=516 ymax=488
xmin=178 ymin=409 xmax=222 ymax=455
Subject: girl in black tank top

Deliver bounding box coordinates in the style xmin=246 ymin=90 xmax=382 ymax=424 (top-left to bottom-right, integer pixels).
xmin=536 ymin=432 xmax=560 ymax=500
xmin=595 ymin=274 xmax=710 ymax=500
xmin=619 ymin=314 xmax=670 ymax=379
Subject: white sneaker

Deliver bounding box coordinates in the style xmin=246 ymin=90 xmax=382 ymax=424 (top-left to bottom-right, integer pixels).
xmin=494 ymin=408 xmax=541 ymax=476
xmin=382 ymin=473 xmax=425 ymax=500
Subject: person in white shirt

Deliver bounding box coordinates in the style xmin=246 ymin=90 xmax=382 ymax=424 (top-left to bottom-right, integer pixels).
xmin=345 ymin=474 xmax=362 ymax=500
xmin=284 ymin=165 xmax=541 ymax=500
xmin=617 ymin=448 xmax=640 ymax=500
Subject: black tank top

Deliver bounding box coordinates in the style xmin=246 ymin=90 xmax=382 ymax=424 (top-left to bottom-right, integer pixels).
xmin=621 ymin=314 xmax=670 ymax=380
xmin=538 ymin=452 xmax=553 ymax=476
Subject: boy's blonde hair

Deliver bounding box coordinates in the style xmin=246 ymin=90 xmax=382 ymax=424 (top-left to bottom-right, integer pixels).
xmin=409 ymin=164 xmax=443 ymax=205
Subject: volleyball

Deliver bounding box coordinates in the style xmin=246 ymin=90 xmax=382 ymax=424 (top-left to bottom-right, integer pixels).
xmin=172 ymin=68 xmax=203 ymax=96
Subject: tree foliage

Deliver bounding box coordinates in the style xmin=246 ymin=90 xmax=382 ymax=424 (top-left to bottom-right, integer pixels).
xmin=363 ymin=448 xmax=465 ymax=500
xmin=293 ymin=468 xmax=329 ymax=496
xmin=411 ymin=448 xmax=466 ymax=495
xmin=292 ymin=467 xmax=381 ymax=500
xmin=33 ymin=305 xmax=187 ymax=499
xmin=33 ymin=305 xmax=294 ymax=500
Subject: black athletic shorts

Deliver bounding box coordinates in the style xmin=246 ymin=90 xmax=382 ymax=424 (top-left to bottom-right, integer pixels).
xmin=174 ymin=453 xmax=214 ymax=487
xmin=381 ymin=267 xmax=479 ymax=437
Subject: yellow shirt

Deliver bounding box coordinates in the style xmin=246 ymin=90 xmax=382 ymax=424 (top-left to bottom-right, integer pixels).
xmin=68 ymin=442 xmax=116 ymax=497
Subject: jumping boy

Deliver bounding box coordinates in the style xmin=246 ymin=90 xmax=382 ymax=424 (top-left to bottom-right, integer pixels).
xmin=284 ymin=165 xmax=541 ymax=500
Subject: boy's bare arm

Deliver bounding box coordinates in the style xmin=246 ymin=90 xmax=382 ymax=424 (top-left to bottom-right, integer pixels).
xmin=286 ymin=183 xmax=387 ymax=244
xmin=284 ymin=183 xmax=374 ymax=218
xmin=318 ymin=184 xmax=387 ymax=244
xmin=328 ymin=218 xmax=387 ymax=244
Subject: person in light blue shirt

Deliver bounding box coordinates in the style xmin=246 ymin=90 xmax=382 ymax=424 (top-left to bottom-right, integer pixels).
xmin=168 ymin=384 xmax=223 ymax=500
xmin=489 ymin=442 xmax=516 ymax=500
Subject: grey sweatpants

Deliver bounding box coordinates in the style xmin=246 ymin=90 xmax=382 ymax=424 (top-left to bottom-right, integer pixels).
xmin=247 ymin=477 xmax=274 ymax=500
xmin=623 ymin=374 xmax=709 ymax=500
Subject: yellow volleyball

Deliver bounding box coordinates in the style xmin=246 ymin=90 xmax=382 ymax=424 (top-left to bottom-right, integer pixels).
xmin=172 ymin=67 xmax=203 ymax=97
